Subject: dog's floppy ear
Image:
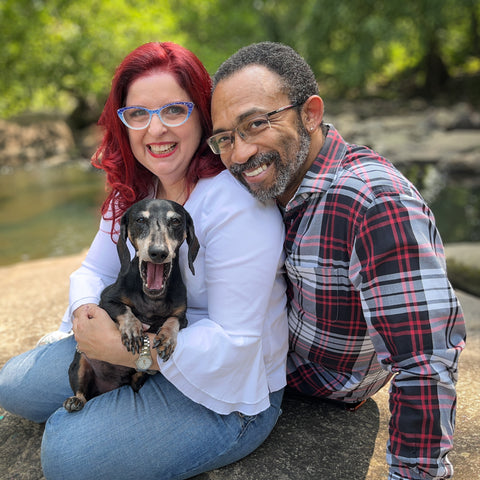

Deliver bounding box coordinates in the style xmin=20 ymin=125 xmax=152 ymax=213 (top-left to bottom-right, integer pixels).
xmin=185 ymin=211 xmax=199 ymax=275
xmin=117 ymin=210 xmax=132 ymax=275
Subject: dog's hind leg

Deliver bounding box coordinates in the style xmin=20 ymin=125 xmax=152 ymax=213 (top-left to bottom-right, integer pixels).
xmin=64 ymin=392 xmax=88 ymax=413
xmin=64 ymin=353 xmax=95 ymax=413
xmin=130 ymin=372 xmax=150 ymax=392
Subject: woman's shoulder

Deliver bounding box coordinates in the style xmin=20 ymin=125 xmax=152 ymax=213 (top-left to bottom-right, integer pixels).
xmin=196 ymin=169 xmax=243 ymax=191
xmin=187 ymin=171 xmax=282 ymax=232
xmin=193 ymin=170 xmax=272 ymax=208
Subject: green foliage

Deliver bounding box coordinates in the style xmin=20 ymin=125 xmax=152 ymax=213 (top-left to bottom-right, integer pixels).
xmin=1 ymin=0 xmax=184 ymax=117
xmin=1 ymin=0 xmax=479 ymax=120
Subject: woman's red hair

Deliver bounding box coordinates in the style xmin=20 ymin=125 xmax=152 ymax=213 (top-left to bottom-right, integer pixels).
xmin=92 ymin=42 xmax=224 ymax=236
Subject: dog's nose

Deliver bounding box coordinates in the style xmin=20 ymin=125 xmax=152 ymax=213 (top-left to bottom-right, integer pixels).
xmin=148 ymin=246 xmax=168 ymax=262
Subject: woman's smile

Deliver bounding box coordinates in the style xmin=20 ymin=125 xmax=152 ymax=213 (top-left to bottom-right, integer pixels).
xmin=147 ymin=142 xmax=178 ymax=157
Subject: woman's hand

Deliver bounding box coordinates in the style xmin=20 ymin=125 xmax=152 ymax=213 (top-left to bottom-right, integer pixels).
xmin=72 ymin=304 xmax=153 ymax=369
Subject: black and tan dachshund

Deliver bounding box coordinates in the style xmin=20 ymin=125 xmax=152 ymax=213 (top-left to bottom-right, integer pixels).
xmin=63 ymin=199 xmax=199 ymax=412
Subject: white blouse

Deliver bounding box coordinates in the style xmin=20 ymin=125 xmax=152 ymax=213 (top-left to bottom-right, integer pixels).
xmin=60 ymin=171 xmax=288 ymax=415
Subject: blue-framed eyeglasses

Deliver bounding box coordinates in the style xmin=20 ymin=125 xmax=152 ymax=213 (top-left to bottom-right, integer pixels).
xmin=207 ymin=103 xmax=301 ymax=155
xmin=117 ymin=101 xmax=195 ymax=130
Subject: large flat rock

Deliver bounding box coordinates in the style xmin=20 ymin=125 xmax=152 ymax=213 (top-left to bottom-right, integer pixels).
xmin=0 ymin=256 xmax=478 ymax=480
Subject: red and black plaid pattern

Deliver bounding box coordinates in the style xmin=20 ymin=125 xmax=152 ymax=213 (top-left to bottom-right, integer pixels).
xmin=283 ymin=125 xmax=466 ymax=480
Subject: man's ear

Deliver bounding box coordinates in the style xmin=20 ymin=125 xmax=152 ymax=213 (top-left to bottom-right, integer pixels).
xmin=301 ymin=95 xmax=324 ymax=132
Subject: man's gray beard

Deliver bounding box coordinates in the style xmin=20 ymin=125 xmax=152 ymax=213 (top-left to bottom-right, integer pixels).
xmin=230 ymin=126 xmax=311 ymax=203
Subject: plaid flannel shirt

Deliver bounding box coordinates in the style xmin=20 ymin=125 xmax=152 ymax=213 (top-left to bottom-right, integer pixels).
xmin=284 ymin=125 xmax=466 ymax=480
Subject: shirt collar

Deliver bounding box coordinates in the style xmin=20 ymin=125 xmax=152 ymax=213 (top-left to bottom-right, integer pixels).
xmin=285 ymin=124 xmax=347 ymax=212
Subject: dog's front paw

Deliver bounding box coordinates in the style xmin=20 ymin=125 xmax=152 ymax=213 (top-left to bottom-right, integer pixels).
xmin=119 ymin=322 xmax=144 ymax=354
xmin=153 ymin=317 xmax=180 ymax=362
xmin=64 ymin=395 xmax=86 ymax=413
xmin=153 ymin=330 xmax=176 ymax=362
xmin=116 ymin=306 xmax=144 ymax=354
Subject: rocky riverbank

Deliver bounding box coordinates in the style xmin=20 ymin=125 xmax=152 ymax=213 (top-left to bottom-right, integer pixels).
xmin=326 ymin=100 xmax=480 ymax=177
xmin=1 ymin=99 xmax=480 ymax=176
xmin=0 ymin=114 xmax=101 ymax=171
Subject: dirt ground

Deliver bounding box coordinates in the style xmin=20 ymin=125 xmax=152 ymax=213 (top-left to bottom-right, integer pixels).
xmin=0 ymin=252 xmax=84 ymax=368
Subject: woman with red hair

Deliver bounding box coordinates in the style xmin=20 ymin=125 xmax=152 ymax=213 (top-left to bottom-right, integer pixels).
xmin=0 ymin=43 xmax=288 ymax=479
xmin=93 ymin=41 xmax=224 ymax=232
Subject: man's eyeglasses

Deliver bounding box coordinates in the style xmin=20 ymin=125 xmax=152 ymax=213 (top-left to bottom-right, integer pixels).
xmin=207 ymin=103 xmax=301 ymax=155
xmin=117 ymin=101 xmax=195 ymax=130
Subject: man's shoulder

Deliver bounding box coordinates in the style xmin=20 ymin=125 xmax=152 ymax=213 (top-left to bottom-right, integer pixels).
xmin=339 ymin=145 xmax=415 ymax=198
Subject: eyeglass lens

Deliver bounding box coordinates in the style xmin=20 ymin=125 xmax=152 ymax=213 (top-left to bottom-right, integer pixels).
xmin=209 ymin=116 xmax=270 ymax=154
xmin=122 ymin=103 xmax=192 ymax=129
xmin=208 ymin=103 xmax=299 ymax=154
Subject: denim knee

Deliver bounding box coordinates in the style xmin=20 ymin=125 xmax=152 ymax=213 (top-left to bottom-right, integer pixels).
xmin=0 ymin=355 xmax=47 ymax=422
xmin=0 ymin=338 xmax=75 ymax=423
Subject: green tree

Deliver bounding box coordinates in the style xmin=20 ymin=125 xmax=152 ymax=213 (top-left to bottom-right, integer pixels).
xmin=174 ymin=0 xmax=480 ymax=99
xmin=1 ymin=0 xmax=183 ymax=120
xmin=1 ymin=0 xmax=479 ymax=121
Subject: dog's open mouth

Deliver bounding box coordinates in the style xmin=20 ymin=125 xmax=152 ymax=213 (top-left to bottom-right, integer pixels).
xmin=141 ymin=261 xmax=171 ymax=297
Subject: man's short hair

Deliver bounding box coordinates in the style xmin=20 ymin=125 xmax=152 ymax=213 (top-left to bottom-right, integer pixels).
xmin=212 ymin=42 xmax=319 ymax=105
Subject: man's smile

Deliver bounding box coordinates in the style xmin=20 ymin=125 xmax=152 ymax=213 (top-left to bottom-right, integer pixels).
xmin=243 ymin=163 xmax=269 ymax=178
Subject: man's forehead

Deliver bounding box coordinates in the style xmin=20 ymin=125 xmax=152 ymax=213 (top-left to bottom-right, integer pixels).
xmin=211 ymin=65 xmax=286 ymax=129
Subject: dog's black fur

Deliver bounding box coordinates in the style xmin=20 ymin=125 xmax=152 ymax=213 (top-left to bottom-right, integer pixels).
xmin=64 ymin=199 xmax=199 ymax=412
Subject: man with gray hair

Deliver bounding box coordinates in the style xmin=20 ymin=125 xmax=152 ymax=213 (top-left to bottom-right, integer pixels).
xmin=208 ymin=41 xmax=466 ymax=480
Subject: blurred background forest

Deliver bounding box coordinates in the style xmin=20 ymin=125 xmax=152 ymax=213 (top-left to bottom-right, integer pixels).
xmin=1 ymin=0 xmax=479 ymax=125
xmin=1 ymin=0 xmax=480 ymax=268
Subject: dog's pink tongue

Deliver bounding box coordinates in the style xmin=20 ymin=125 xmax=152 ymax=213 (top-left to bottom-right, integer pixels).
xmin=147 ymin=262 xmax=164 ymax=290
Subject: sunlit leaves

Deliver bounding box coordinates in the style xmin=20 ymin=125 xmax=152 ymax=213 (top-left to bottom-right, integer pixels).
xmin=1 ymin=0 xmax=478 ymax=119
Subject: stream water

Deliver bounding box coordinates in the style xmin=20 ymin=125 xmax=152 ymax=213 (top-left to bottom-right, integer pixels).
xmin=0 ymin=160 xmax=479 ymax=266
xmin=0 ymin=162 xmax=105 ymax=265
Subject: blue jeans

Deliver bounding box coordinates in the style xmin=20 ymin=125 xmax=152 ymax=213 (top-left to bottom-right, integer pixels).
xmin=0 ymin=335 xmax=283 ymax=479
